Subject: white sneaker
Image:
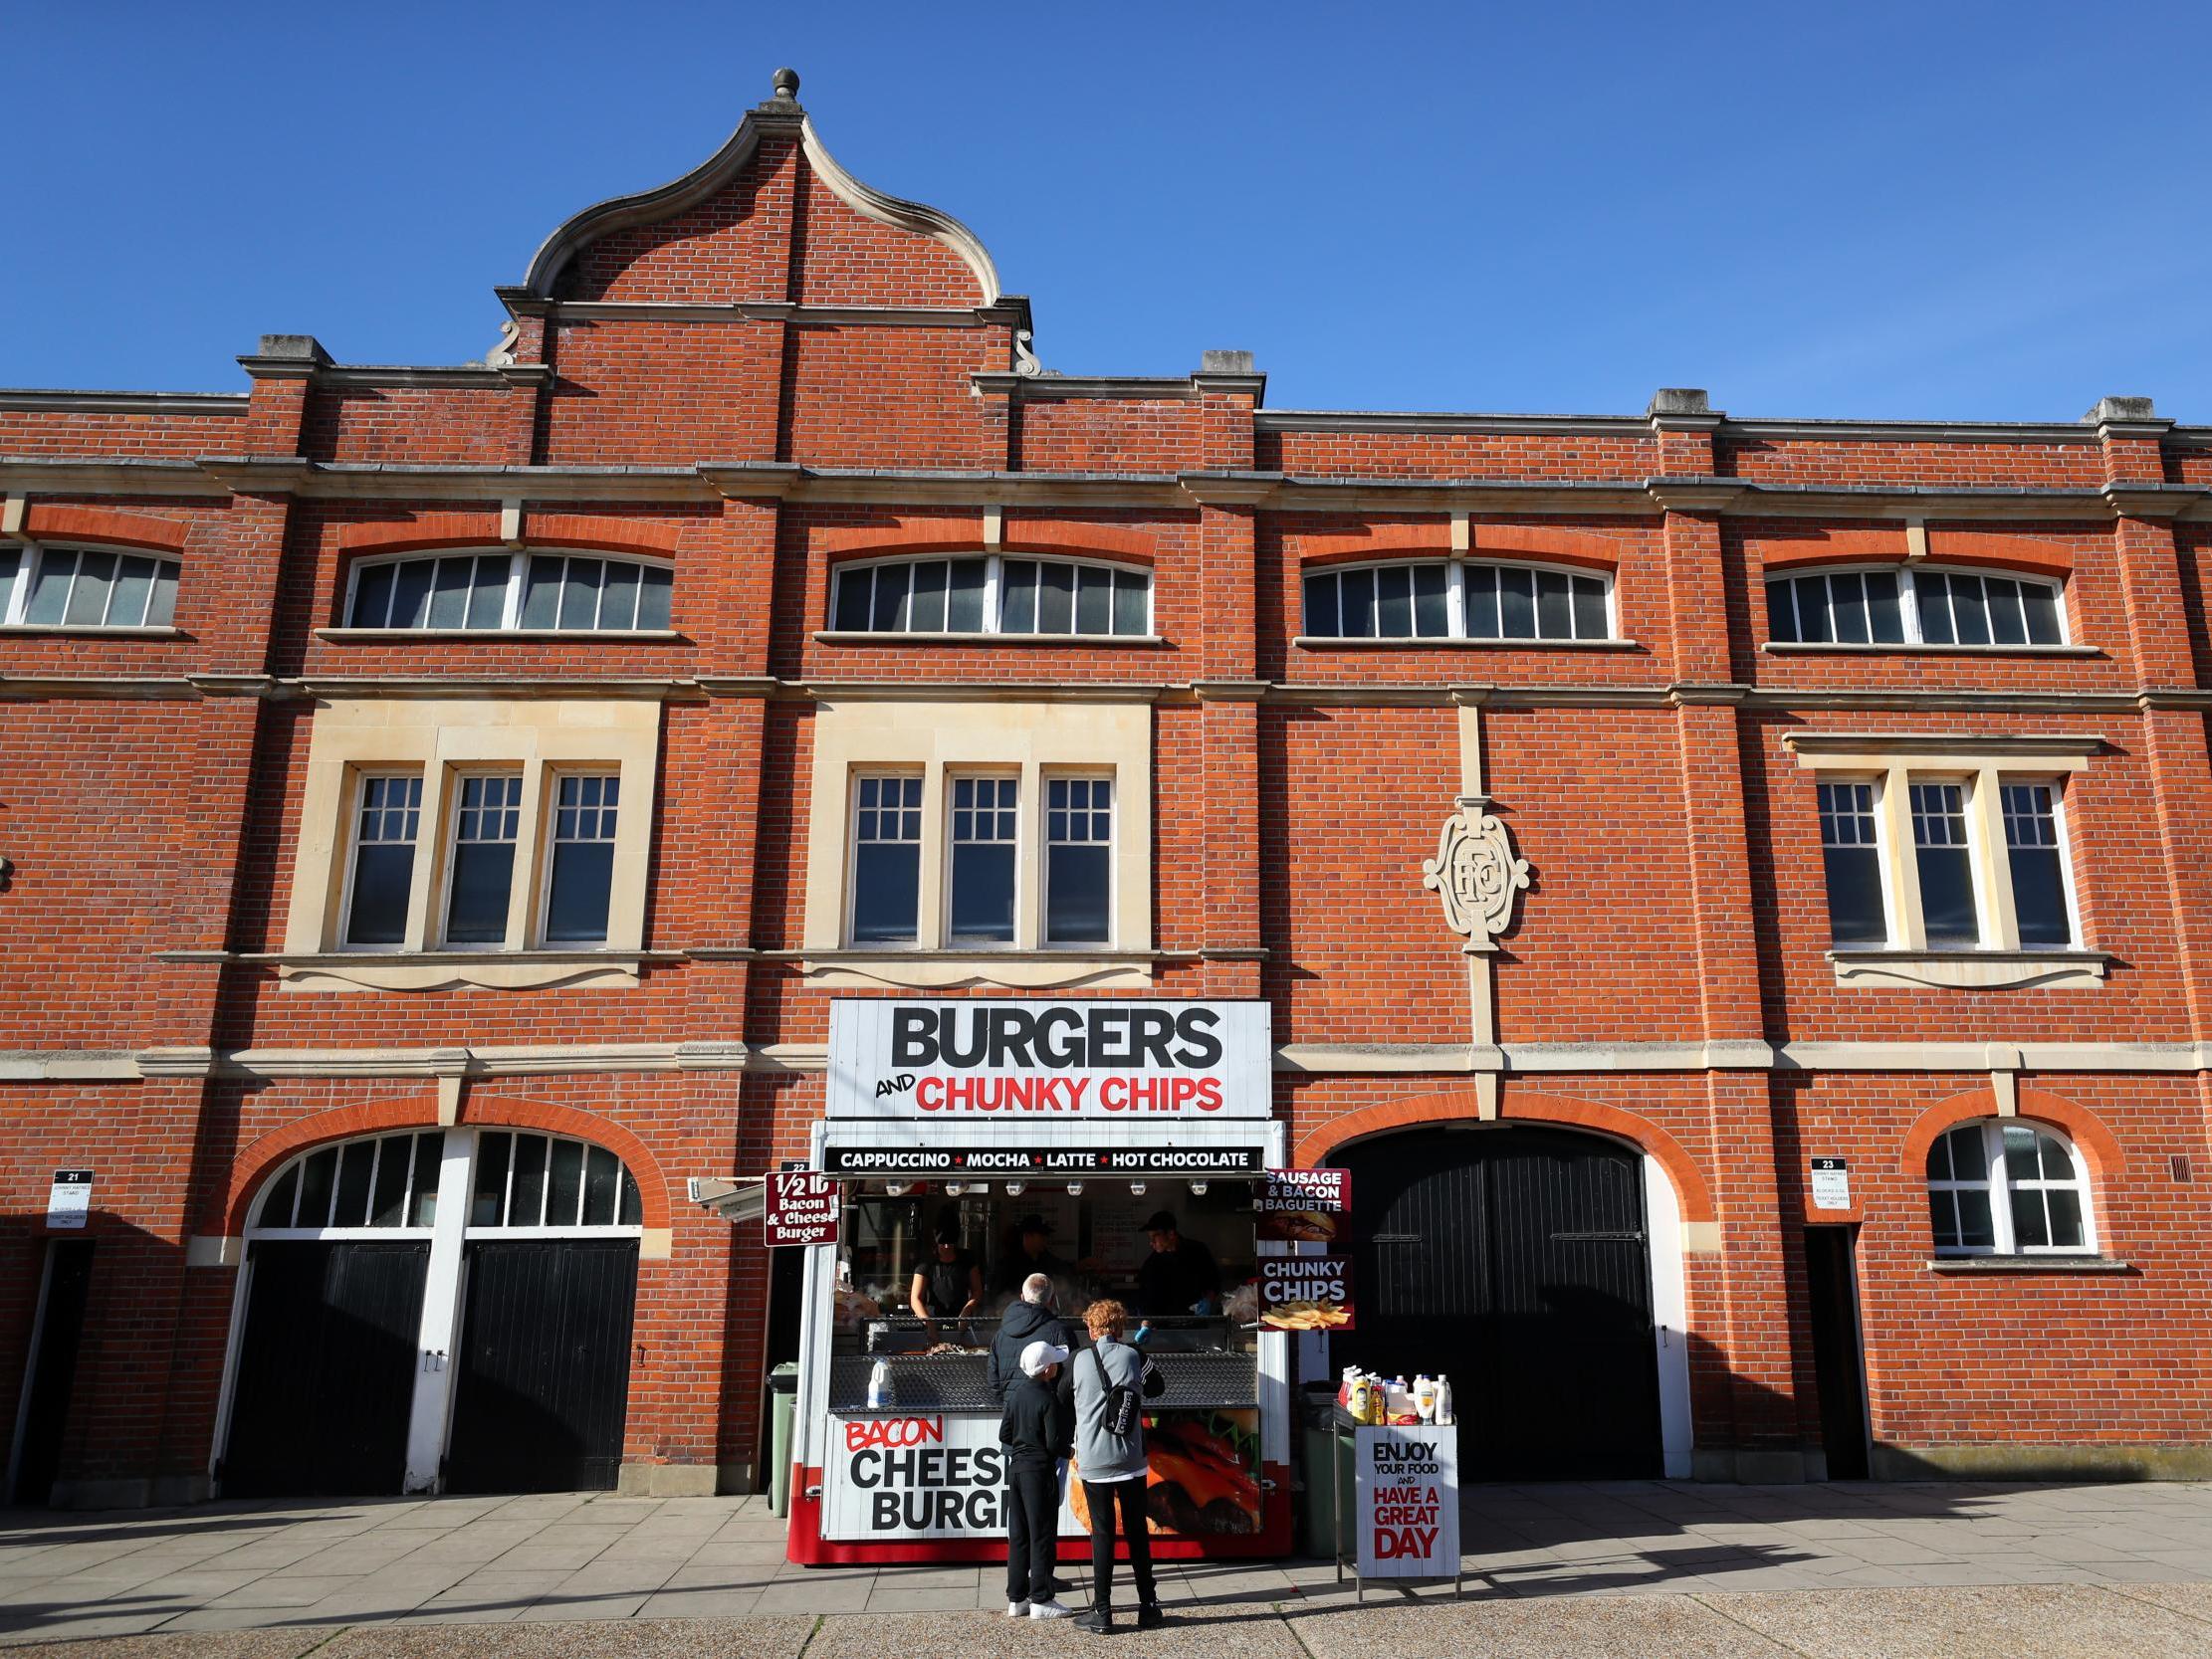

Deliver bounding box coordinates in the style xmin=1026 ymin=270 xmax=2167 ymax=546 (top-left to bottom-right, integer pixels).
xmin=1028 ymin=1599 xmax=1074 ymax=1619
xmin=1006 ymin=1600 xmax=1029 ymax=1617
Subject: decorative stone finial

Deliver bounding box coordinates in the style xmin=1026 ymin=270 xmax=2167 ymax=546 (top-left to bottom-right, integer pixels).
xmin=772 ymin=67 xmax=800 ymax=101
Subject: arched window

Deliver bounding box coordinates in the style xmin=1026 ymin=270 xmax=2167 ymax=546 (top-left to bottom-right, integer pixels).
xmin=250 ymin=1130 xmax=446 ymax=1235
xmin=1926 ymin=1120 xmax=2095 ymax=1256
xmin=1300 ymin=560 xmax=1612 ymax=642
xmin=248 ymin=1128 xmax=645 ymax=1238
xmin=344 ymin=550 xmax=673 ymax=633
xmin=1766 ymin=565 xmax=2064 ymax=647
xmin=828 ymin=553 xmax=1151 ymax=638
xmin=0 ymin=544 xmax=180 ymax=629
xmin=469 ymin=1130 xmax=643 ymax=1230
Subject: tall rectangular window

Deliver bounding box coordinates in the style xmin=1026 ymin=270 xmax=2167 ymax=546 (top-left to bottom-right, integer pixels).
xmin=2002 ymin=782 xmax=2073 ymax=948
xmin=1910 ymin=782 xmax=1980 ymax=945
xmin=1817 ymin=781 xmax=1887 ymax=945
xmin=851 ymin=775 xmax=923 ymax=943
xmin=948 ymin=777 xmax=1017 ymax=943
xmin=544 ymin=774 xmax=619 ymax=943
xmin=445 ymin=774 xmax=522 ymax=944
xmin=346 ymin=774 xmax=422 ymax=946
xmin=1046 ymin=777 xmax=1113 ymax=944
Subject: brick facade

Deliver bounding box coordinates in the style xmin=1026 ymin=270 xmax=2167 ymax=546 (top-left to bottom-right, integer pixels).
xmin=3 ymin=74 xmax=2210 ymax=1507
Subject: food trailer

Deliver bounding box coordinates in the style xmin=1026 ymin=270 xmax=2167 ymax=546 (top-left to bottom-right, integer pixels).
xmin=783 ymin=997 xmax=1294 ymax=1565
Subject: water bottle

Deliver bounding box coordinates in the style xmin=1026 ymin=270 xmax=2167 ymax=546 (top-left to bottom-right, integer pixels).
xmin=866 ymin=1357 xmax=892 ymax=1410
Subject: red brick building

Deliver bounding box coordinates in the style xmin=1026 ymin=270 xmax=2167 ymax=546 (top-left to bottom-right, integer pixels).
xmin=4 ymin=70 xmax=2210 ymax=1518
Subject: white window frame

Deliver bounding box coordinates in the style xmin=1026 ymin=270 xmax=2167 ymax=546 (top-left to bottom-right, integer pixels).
xmin=1299 ymin=556 xmax=1617 ymax=643
xmin=1041 ymin=770 xmax=1116 ymax=949
xmin=1815 ymin=775 xmax=1893 ymax=946
xmin=944 ymin=770 xmax=1022 ymax=946
xmin=339 ymin=769 xmax=427 ymax=954
xmin=845 ymin=770 xmax=928 ymax=948
xmin=245 ymin=1128 xmax=446 ymax=1241
xmin=1765 ymin=562 xmax=2069 ymax=648
xmin=841 ymin=768 xmax=1125 ymax=952
xmin=437 ymin=768 xmax=527 ymax=952
xmin=534 ymin=768 xmax=624 ymax=949
xmin=462 ymin=1129 xmax=645 ymax=1237
xmin=340 ymin=548 xmax=675 ymax=634
xmin=826 ymin=551 xmax=1153 ymax=639
xmin=0 ymin=540 xmax=181 ymax=630
xmin=1998 ymin=778 xmax=2084 ymax=950
xmin=1926 ymin=1119 xmax=2098 ymax=1257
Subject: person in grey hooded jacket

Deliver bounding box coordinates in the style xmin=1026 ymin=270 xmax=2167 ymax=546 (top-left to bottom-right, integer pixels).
xmin=1069 ymin=1298 xmax=1166 ymax=1632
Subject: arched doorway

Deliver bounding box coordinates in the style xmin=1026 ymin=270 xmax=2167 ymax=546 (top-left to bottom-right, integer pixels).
xmin=1332 ymin=1124 xmax=1664 ymax=1480
xmin=219 ymin=1126 xmax=643 ymax=1499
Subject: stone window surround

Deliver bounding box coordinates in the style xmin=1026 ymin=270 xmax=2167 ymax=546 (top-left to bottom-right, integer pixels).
xmin=800 ymin=697 xmax=1153 ymax=990
xmin=1785 ymin=732 xmax=2104 ymax=990
xmin=281 ymin=697 xmax=660 ymax=992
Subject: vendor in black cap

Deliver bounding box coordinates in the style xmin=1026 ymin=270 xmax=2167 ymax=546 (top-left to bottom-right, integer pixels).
xmin=995 ymin=1212 xmax=1070 ymax=1297
xmin=1133 ymin=1209 xmax=1219 ymax=1317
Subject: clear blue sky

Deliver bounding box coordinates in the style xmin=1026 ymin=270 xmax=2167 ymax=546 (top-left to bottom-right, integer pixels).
xmin=9 ymin=2 xmax=2211 ymax=422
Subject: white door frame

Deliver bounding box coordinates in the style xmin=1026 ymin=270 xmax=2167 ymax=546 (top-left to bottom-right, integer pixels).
xmin=212 ymin=1125 xmax=644 ymax=1498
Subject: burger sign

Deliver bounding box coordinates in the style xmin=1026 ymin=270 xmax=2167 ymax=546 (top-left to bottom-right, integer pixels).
xmin=826 ymin=999 xmax=1272 ymax=1121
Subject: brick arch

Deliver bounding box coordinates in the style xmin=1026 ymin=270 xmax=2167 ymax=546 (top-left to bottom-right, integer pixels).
xmin=22 ymin=503 xmax=191 ymax=555
xmin=220 ymin=1092 xmax=441 ymax=1234
xmin=1295 ymin=522 xmax=1628 ymax=573
xmin=818 ymin=517 xmax=1156 ymax=567
xmin=1898 ymin=1085 xmax=2124 ymax=1183
xmin=1293 ymin=1084 xmax=1715 ymax=1223
xmin=335 ymin=513 xmax=682 ymax=562
xmin=219 ymin=1089 xmax=675 ymax=1235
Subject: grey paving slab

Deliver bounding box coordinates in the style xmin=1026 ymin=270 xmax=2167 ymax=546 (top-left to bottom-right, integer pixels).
xmin=750 ymin=1577 xmax=873 ymax=1616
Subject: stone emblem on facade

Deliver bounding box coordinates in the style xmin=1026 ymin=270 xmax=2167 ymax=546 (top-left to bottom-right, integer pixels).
xmin=1423 ymin=795 xmax=1531 ymax=953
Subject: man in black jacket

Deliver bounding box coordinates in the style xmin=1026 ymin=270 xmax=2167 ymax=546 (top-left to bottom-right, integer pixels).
xmin=999 ymin=1339 xmax=1074 ymax=1619
xmin=989 ymin=1273 xmax=1071 ymax=1400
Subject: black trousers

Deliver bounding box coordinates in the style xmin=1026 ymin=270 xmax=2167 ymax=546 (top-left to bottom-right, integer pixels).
xmin=1005 ymin=1466 xmax=1059 ymax=1602
xmin=1082 ymin=1477 xmax=1156 ymax=1611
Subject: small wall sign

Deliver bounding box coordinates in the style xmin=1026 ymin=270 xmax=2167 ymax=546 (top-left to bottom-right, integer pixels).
xmin=47 ymin=1168 xmax=93 ymax=1229
xmin=764 ymin=1170 xmax=840 ymax=1248
xmin=1810 ymin=1156 xmax=1852 ymax=1211
xmin=1257 ymin=1254 xmax=1354 ymax=1331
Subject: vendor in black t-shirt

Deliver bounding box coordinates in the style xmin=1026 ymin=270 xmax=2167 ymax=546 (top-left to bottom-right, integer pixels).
xmin=911 ymin=1224 xmax=983 ymax=1324
xmin=1133 ymin=1209 xmax=1219 ymax=1317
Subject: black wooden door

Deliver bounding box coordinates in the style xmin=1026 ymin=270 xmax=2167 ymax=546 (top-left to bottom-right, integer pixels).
xmin=446 ymin=1238 xmax=638 ymax=1493
xmin=9 ymin=1241 xmax=96 ymax=1506
xmin=222 ymin=1240 xmax=428 ymax=1497
xmin=1804 ymin=1226 xmax=1870 ymax=1479
xmin=1335 ymin=1127 xmax=1662 ymax=1480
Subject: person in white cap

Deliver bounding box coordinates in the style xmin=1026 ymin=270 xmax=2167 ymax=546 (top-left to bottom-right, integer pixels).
xmin=998 ymin=1337 xmax=1074 ymax=1618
